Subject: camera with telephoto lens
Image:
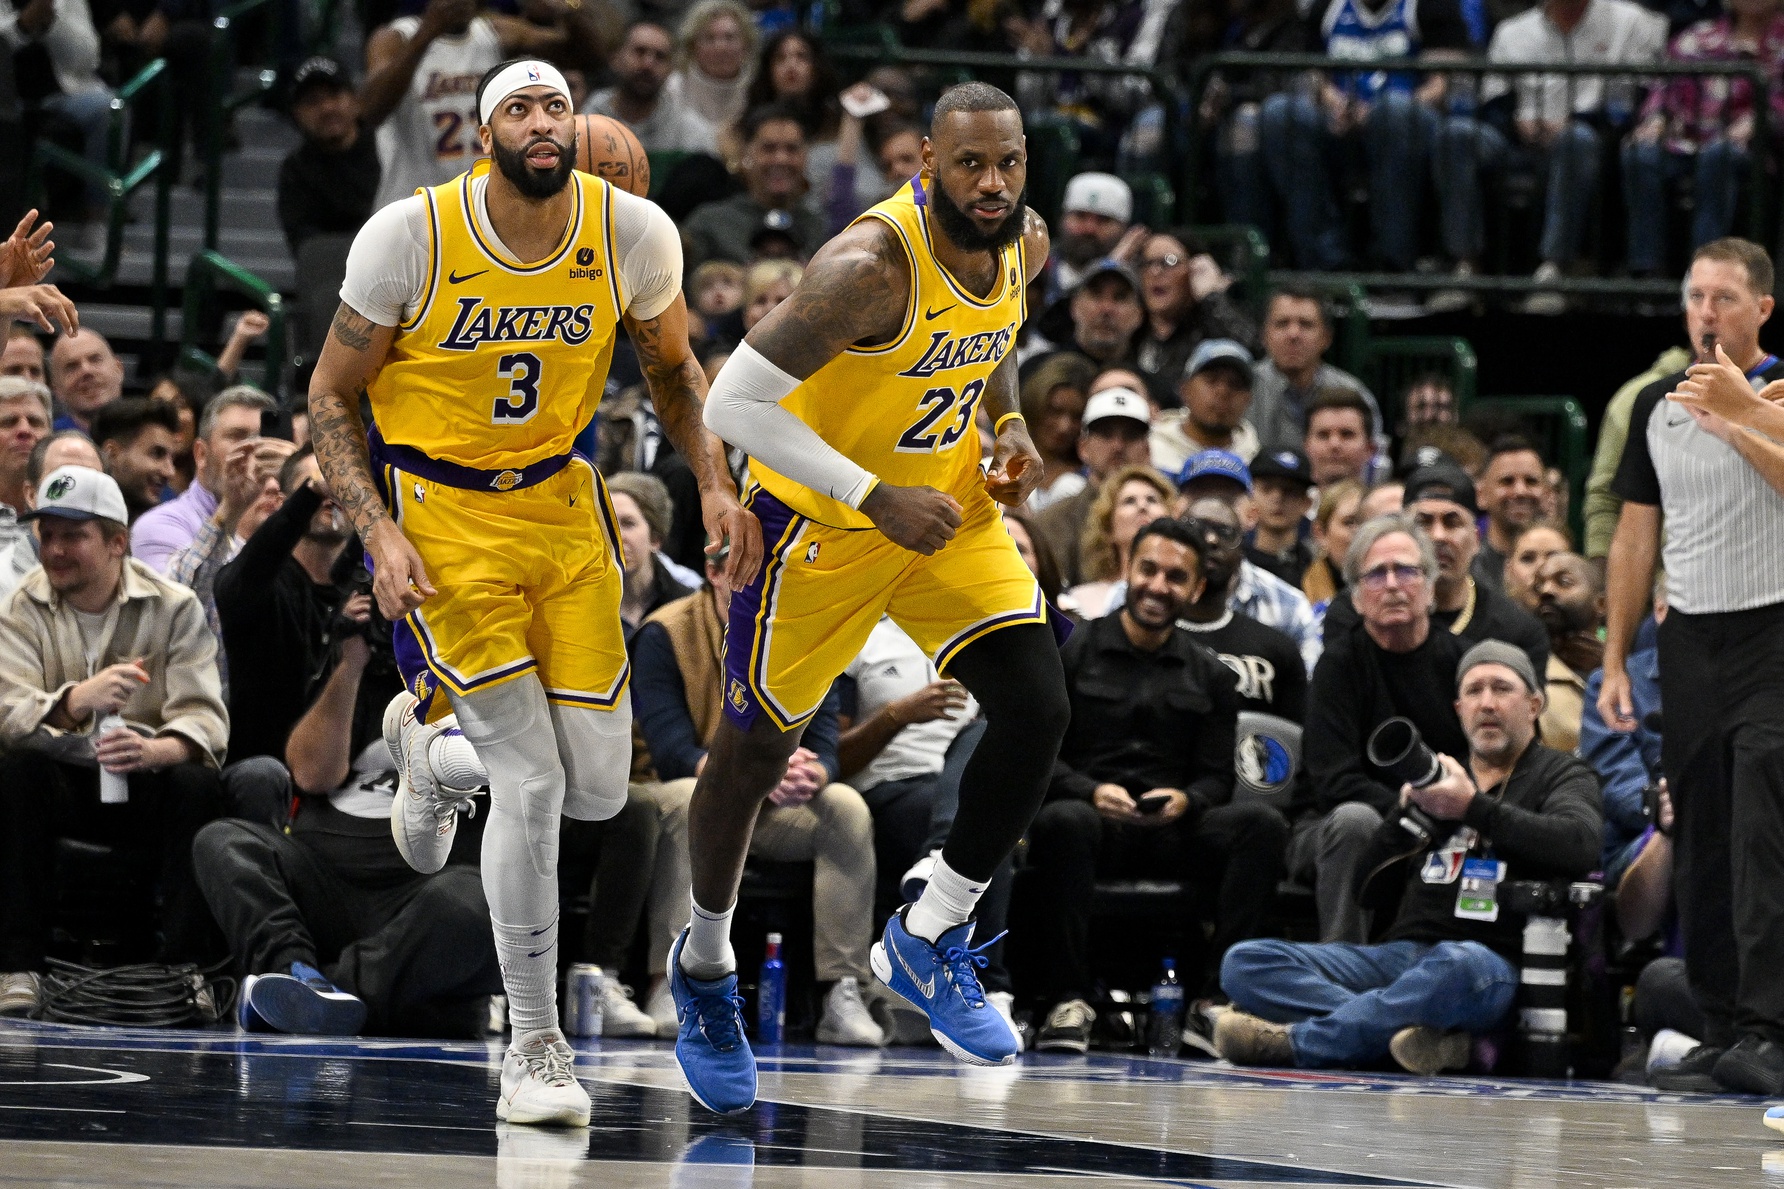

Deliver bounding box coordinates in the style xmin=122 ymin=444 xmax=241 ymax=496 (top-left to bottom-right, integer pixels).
xmin=334 ymin=565 xmax=397 ymax=681
xmin=1367 ymin=717 xmax=1445 ymax=849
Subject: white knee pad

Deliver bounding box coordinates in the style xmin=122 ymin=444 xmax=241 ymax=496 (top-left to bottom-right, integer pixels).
xmin=449 ymin=678 xmax=569 ymax=878
xmin=553 ymin=689 xmax=632 ymax=822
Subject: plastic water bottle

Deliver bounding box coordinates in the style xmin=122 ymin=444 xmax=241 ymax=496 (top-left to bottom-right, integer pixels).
xmin=1147 ymin=958 xmax=1185 ymax=1057
xmin=757 ymin=932 xmax=786 ymax=1044
xmin=97 ymin=714 xmax=128 ymax=804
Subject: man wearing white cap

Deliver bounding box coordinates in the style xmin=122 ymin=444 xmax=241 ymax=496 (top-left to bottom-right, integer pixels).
xmin=0 ymin=466 xmax=229 ymax=1018
xmin=1052 ymin=172 xmax=1138 ymax=295
xmin=309 ymin=56 xmax=758 ymax=1126
xmin=1033 ymin=376 xmax=1153 ymax=587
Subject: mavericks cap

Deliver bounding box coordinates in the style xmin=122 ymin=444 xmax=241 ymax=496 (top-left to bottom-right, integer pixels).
xmin=1183 ymin=338 xmax=1254 ymax=385
xmin=1403 ymin=462 xmax=1479 ymax=515
xmin=25 ymin=465 xmax=127 ymax=526
xmin=1083 ymin=387 xmax=1151 ymax=431
xmin=1062 ymin=172 xmax=1133 ymax=223
xmin=1457 ymin=639 xmax=1542 ymax=702
xmin=1175 ymin=448 xmax=1252 ymax=493
xmin=1251 ymin=448 xmax=1312 ymax=487
xmin=289 ymin=56 xmax=350 ymax=107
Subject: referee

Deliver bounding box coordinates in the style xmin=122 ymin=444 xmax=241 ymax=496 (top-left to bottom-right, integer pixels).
xmin=1601 ymin=237 xmax=1784 ymax=1097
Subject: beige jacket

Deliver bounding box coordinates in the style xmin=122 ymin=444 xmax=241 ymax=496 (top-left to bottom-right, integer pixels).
xmin=0 ymin=557 xmax=228 ymax=766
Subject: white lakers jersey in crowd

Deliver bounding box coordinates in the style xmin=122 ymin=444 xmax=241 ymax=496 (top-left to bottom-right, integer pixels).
xmin=372 ymin=15 xmax=503 ymax=209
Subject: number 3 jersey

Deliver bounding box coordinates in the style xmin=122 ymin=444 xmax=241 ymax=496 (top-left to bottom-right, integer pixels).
xmin=749 ymin=178 xmax=1029 ymax=530
xmin=343 ymin=157 xmax=682 ymax=472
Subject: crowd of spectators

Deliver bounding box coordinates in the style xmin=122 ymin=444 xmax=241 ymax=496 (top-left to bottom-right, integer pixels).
xmin=7 ymin=0 xmax=1784 ymax=1099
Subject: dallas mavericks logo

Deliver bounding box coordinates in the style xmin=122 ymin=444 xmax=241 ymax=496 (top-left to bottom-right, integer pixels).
xmin=1235 ymin=711 xmax=1301 ymax=807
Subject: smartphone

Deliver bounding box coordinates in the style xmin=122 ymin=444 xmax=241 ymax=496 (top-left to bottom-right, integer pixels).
xmin=1136 ymin=792 xmax=1172 ymax=815
xmin=260 ymin=407 xmax=283 ymax=438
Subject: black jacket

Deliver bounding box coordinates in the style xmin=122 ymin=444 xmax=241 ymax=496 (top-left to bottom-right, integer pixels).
xmin=277 ymin=125 xmax=381 ymax=257
xmin=1304 ymin=616 xmax=1469 ymax=817
xmin=1359 ymin=742 xmax=1603 ymax=960
xmin=1049 ymin=612 xmax=1239 ymax=818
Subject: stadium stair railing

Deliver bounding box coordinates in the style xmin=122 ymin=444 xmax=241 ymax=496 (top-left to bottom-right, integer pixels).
xmin=1363 ymin=335 xmax=1480 ymax=431
xmin=203 ymin=0 xmax=282 ymax=252
xmin=1466 ymin=395 xmax=1592 ymax=541
xmin=179 ymin=249 xmax=288 ymax=394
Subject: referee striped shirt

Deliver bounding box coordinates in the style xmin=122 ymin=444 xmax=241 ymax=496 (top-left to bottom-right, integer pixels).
xmin=1612 ymin=356 xmax=1784 ymax=614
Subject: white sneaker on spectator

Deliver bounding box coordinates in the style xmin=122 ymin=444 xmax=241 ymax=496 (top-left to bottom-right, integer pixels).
xmin=900 ymin=848 xmax=940 ymax=902
xmin=986 ymin=991 xmax=1024 ymax=1054
xmin=498 ymin=1028 xmax=592 ymax=1126
xmin=1426 ymin=261 xmax=1475 ymax=314
xmin=645 ymin=980 xmax=678 ymax=1036
xmin=816 ymin=977 xmax=886 ymax=1047
xmin=385 ymin=692 xmax=475 ymax=875
xmin=1521 ymin=262 xmax=1567 ymax=316
xmin=602 ymin=980 xmax=658 ymax=1038
xmin=0 ymin=971 xmax=40 ymax=1016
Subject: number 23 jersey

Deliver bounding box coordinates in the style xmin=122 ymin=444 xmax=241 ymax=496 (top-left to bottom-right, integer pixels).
xmin=749 ymin=178 xmax=1028 ymax=530
xmin=341 ymin=158 xmax=682 ymax=471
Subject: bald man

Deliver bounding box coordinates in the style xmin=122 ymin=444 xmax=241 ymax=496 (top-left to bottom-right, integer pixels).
xmin=50 ymin=329 xmax=124 ymax=432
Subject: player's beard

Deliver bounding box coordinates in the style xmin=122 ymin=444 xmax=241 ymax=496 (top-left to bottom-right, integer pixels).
xmin=929 ymin=182 xmax=1026 ymax=253
xmin=493 ymin=133 xmax=575 ymax=200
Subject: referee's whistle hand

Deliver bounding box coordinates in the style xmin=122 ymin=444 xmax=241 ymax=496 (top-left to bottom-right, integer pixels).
xmin=1596 ymin=664 xmax=1638 ymax=734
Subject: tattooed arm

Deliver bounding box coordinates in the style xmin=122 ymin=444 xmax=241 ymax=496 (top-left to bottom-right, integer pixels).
xmin=307 ymin=301 xmax=437 ymax=619
xmin=623 ymin=292 xmax=764 ymax=585
xmin=982 ymin=208 xmax=1050 ymax=508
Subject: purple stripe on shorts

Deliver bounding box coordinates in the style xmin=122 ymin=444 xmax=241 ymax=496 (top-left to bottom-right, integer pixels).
xmin=721 ymin=486 xmax=805 ymax=732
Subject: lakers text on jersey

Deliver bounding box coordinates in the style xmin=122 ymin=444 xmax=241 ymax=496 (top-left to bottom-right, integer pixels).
xmin=723 ymin=179 xmax=1045 ymax=732
xmin=370 ymin=160 xmax=630 ymax=722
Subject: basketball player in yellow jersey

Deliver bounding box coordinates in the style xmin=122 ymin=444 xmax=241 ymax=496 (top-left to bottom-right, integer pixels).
xmin=667 ymin=82 xmax=1069 ymax=1114
xmin=305 ymin=59 xmax=761 ymax=1128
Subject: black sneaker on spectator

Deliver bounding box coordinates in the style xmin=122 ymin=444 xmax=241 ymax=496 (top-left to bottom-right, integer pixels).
xmin=1650 ymin=1044 xmax=1727 ymax=1092
xmin=1713 ymin=1036 xmax=1784 ymax=1096
xmin=0 ymin=971 xmax=39 ymax=1016
xmin=1389 ymin=1026 xmax=1470 ymax=1076
xmin=1035 ymin=999 xmax=1096 ymax=1053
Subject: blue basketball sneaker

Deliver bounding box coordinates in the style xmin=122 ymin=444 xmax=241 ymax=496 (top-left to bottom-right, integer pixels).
xmin=871 ymin=910 xmax=1017 ymax=1066
xmin=237 ymin=962 xmax=367 ymax=1035
xmin=668 ymin=930 xmax=757 ymax=1115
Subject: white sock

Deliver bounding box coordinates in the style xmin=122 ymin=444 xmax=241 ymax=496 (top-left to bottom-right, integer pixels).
xmin=905 ymin=856 xmax=987 ymax=944
xmin=492 ymin=915 xmax=559 ymax=1037
xmin=679 ymin=894 xmax=736 ymax=980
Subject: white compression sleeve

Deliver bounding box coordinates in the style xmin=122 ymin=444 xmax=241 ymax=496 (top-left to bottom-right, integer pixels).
xmin=702 ymin=342 xmax=877 ymax=510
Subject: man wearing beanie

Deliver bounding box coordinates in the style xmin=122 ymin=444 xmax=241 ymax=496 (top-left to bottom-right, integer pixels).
xmin=1215 ymin=638 xmax=1602 ymax=1076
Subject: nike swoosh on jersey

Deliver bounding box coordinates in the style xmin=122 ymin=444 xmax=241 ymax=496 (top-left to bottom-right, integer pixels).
xmin=895 ymin=942 xmax=936 ymax=999
xmin=449 ymin=269 xmax=489 ymax=284
xmin=925 ymin=304 xmax=957 ymax=321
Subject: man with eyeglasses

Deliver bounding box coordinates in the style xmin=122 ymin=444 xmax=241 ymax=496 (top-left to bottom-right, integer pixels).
xmin=1321 ymin=463 xmax=1549 ymax=677
xmin=1298 ymin=513 xmax=1469 ymax=943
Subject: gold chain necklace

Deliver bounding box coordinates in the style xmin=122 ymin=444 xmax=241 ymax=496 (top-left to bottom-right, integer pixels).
xmin=1448 ymin=577 xmax=1478 ymax=635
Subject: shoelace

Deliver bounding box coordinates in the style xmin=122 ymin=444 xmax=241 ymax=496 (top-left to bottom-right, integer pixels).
xmin=1049 ymin=1000 xmax=1094 ymax=1030
xmin=519 ymin=1041 xmax=579 ymax=1088
xmin=939 ymin=930 xmax=1006 ymax=1010
xmin=433 ymin=790 xmax=476 ymax=821
xmin=688 ymin=985 xmax=748 ymax=1052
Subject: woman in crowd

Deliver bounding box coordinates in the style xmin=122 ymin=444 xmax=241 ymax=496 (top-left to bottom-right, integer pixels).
xmin=1133 ymin=230 xmax=1256 ymax=404
xmin=1502 ymin=520 xmax=1573 ymax=608
xmin=1303 ymin=477 xmax=1363 ymax=617
xmin=667 ymin=0 xmax=757 ymax=132
xmin=1064 ymin=465 xmax=1172 ymax=619
xmin=1003 ymin=507 xmax=1064 ymax=605
xmin=1020 ymin=352 xmax=1097 ymax=513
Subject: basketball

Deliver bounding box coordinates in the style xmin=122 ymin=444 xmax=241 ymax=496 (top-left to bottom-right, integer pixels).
xmin=573 ymin=114 xmax=650 ymax=197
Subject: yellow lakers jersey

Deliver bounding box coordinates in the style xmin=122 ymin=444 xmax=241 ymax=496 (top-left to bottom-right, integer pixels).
xmin=751 ymin=179 xmax=1027 ymax=529
xmin=366 ymin=158 xmax=624 ymax=470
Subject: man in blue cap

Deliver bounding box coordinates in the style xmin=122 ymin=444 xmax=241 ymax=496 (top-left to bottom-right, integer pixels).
xmin=1153 ymin=338 xmax=1260 ymax=475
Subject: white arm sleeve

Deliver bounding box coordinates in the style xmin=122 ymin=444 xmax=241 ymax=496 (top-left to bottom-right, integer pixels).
xmin=338 ymin=197 xmax=431 ymax=327
xmin=703 ymin=342 xmax=877 ymax=510
xmin=610 ymin=188 xmax=683 ymax=321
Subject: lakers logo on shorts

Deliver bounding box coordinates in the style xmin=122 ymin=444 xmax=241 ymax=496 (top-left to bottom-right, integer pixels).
xmin=728 ymin=679 xmax=750 ymax=713
xmin=491 ymin=469 xmax=523 ymax=492
xmin=414 ymin=672 xmax=432 ymax=702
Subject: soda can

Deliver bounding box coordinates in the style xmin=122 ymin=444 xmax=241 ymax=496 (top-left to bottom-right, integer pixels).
xmin=564 ymin=964 xmax=605 ymax=1037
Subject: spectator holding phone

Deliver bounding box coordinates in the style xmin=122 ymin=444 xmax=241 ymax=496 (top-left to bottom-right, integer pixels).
xmin=131 ymin=386 xmax=276 ymax=574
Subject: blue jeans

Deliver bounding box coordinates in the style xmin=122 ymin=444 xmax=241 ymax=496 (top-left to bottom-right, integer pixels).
xmin=1221 ymin=937 xmax=1518 ymax=1068
xmin=1434 ymin=117 xmax=1600 ymax=265
xmin=43 ymin=88 xmax=117 ymax=210
xmin=1621 ymin=137 xmax=1748 ymax=274
xmin=1250 ymin=90 xmax=1435 ymax=271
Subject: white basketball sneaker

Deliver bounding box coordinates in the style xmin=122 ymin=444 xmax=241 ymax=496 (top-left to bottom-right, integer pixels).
xmin=499 ymin=1029 xmax=593 ymax=1126
xmin=384 ymin=692 xmax=478 ymax=875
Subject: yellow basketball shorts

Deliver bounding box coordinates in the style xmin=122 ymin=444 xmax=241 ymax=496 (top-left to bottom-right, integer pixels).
xmin=380 ymin=454 xmax=629 ymax=724
xmin=723 ymin=481 xmax=1045 ymax=732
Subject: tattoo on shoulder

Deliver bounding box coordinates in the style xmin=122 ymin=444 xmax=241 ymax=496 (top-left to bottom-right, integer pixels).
xmin=331 ymin=303 xmax=376 ymax=352
xmin=754 ymin=224 xmax=910 ymax=366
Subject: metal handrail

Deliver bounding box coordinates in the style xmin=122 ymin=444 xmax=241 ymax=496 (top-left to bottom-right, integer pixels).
xmin=25 ymin=58 xmax=175 ymax=351
xmin=203 ymin=0 xmax=281 ymax=250
xmin=179 ymin=250 xmax=288 ymax=395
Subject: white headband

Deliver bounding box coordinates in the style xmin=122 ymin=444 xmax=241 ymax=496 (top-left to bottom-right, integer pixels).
xmin=478 ymin=60 xmax=571 ymax=126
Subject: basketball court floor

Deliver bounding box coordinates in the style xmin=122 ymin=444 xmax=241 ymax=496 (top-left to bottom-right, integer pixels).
xmin=0 ymin=1019 xmax=1768 ymax=1187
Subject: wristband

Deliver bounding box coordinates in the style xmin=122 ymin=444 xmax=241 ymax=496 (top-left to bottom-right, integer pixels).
xmin=994 ymin=412 xmax=1025 ymax=435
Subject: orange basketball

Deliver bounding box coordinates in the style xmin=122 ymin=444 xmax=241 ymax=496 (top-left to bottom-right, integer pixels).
xmin=573 ymin=114 xmax=650 ymax=197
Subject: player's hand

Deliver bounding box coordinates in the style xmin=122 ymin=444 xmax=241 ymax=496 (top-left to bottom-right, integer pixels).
xmin=859 ymin=481 xmax=961 ymax=555
xmin=984 ymin=420 xmax=1043 ymax=507
xmin=0 ymin=283 xmax=77 ymax=335
xmin=0 ymin=209 xmax=55 ymax=289
xmin=1596 ymin=662 xmax=1638 ymax=734
xmin=703 ymin=487 xmax=764 ymax=587
xmin=364 ymin=518 xmax=436 ymax=619
xmin=891 ymin=679 xmax=968 ymax=726
xmin=1670 ymin=343 xmax=1765 ymax=429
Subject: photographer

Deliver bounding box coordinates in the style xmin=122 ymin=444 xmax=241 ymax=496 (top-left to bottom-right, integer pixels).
xmin=192 ymin=587 xmax=501 ymax=1037
xmin=1215 ymin=642 xmax=1602 ymax=1075
xmin=214 ymin=446 xmax=363 ymax=763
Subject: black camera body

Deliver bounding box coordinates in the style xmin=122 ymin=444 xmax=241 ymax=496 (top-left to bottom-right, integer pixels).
xmin=1367 ymin=717 xmax=1446 ymax=849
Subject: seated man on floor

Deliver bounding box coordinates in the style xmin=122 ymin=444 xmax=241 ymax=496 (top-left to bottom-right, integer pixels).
xmin=1025 ymin=518 xmax=1287 ymax=1053
xmin=1216 ymin=641 xmax=1602 ymax=1075
xmin=192 ymin=581 xmax=502 ymax=1037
